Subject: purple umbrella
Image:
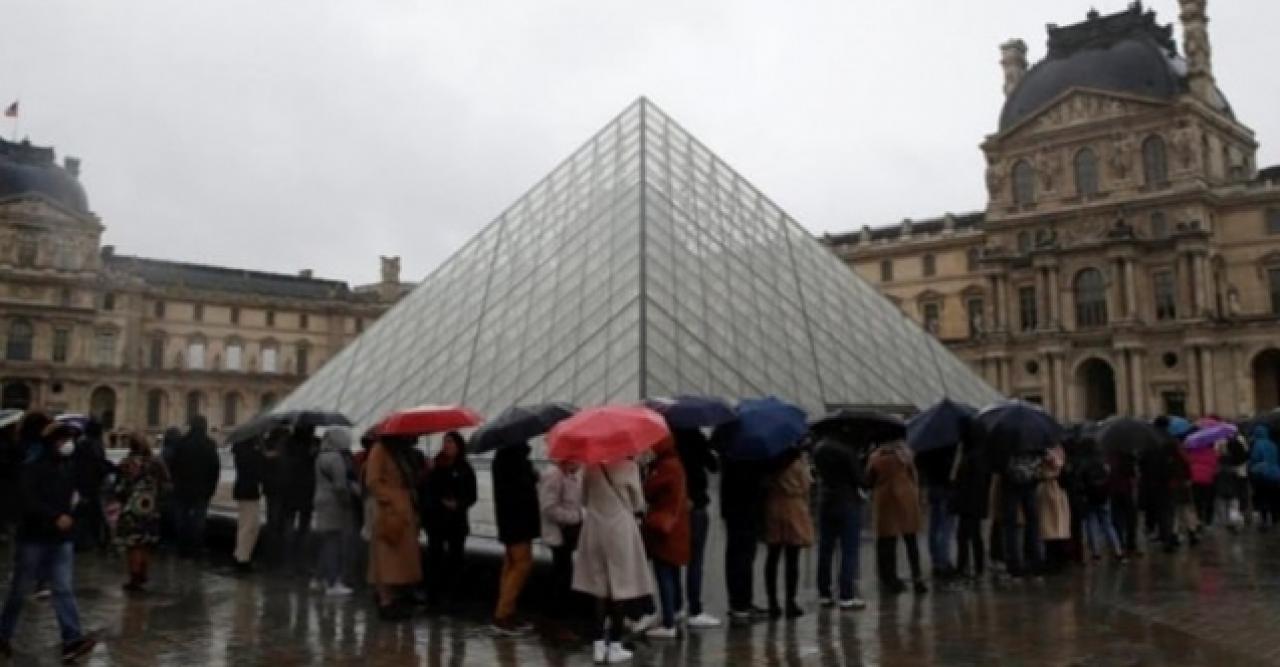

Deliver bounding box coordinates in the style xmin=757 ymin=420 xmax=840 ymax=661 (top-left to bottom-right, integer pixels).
xmin=1184 ymin=422 xmax=1238 ymax=450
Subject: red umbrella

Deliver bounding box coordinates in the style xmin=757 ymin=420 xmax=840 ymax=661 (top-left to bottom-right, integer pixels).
xmin=374 ymin=405 xmax=483 ymax=438
xmin=547 ymin=406 xmax=670 ymax=465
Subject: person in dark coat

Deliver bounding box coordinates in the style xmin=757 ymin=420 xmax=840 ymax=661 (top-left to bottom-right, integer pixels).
xmin=232 ymin=434 xmax=266 ymax=572
xmin=283 ymin=426 xmax=319 ymax=577
xmin=491 ymin=441 xmax=540 ymax=633
xmin=1140 ymin=417 xmax=1174 ymax=542
xmin=423 ymin=431 xmax=477 ymax=607
xmin=720 ymin=454 xmax=771 ymax=622
xmin=169 ymin=415 xmax=221 ymax=558
xmin=951 ymin=437 xmax=991 ymax=580
xmin=1107 ymin=448 xmax=1140 ymax=556
xmin=72 ymin=420 xmax=113 ymax=552
xmin=0 ymin=420 xmax=97 ymax=663
xmin=0 ymin=410 xmax=24 ymax=543
xmin=159 ymin=426 xmax=184 ymax=547
xmin=813 ymin=436 xmax=867 ymax=609
xmin=674 ymin=428 xmax=720 ymax=628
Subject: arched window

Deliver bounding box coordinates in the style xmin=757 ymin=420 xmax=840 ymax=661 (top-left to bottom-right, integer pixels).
xmin=223 ymin=392 xmax=240 ymax=427
xmin=1075 ymin=268 xmax=1108 ymax=328
xmin=6 ymin=319 xmax=33 ymax=361
xmin=922 ymin=254 xmax=936 ymax=278
xmin=225 ymin=339 xmax=243 ymax=371
xmin=1074 ymin=148 xmax=1099 ymax=196
xmin=146 ymin=390 xmax=165 ymax=428
xmin=186 ymin=391 xmax=203 ymax=424
xmin=1012 ymin=160 xmax=1036 ymax=205
xmin=1143 ymin=135 xmax=1169 ymax=186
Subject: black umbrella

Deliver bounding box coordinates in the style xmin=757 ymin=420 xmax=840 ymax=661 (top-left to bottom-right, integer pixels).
xmin=469 ymin=403 xmax=577 ymax=453
xmin=1094 ymin=417 xmax=1161 ymax=456
xmin=906 ymin=399 xmax=976 ymax=453
xmin=644 ymin=395 xmax=736 ymax=430
xmin=223 ymin=409 xmax=350 ymax=446
xmin=975 ymin=400 xmax=1064 ymax=456
xmin=810 ymin=409 xmax=906 ymax=448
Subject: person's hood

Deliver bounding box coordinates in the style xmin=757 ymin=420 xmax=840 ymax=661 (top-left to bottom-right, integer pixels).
xmin=321 ymin=426 xmax=353 ymax=453
xmin=1253 ymin=424 xmax=1273 ymax=443
xmin=188 ymin=415 xmax=209 ymax=437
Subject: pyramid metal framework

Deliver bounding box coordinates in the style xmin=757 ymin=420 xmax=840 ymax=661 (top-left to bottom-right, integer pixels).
xmin=278 ymin=98 xmax=1001 ymax=427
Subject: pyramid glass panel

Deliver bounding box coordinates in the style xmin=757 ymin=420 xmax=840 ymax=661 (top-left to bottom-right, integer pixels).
xmin=278 ymin=98 xmax=1000 ymax=427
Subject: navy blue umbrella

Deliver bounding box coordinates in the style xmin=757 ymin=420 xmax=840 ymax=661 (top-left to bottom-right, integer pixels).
xmin=714 ymin=396 xmax=808 ymax=462
xmin=976 ymin=400 xmax=1064 ymax=456
xmin=906 ymin=399 xmax=976 ymax=453
xmin=469 ymin=403 xmax=577 ymax=453
xmin=645 ymin=395 xmax=736 ymax=430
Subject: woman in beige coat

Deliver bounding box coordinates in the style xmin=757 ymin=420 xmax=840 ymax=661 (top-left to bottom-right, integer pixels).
xmin=364 ymin=436 xmax=422 ymax=621
xmin=573 ymin=458 xmax=653 ymax=664
xmin=763 ymin=450 xmax=815 ymax=618
xmin=867 ymin=440 xmax=927 ymax=594
xmin=1037 ymin=445 xmax=1071 ymax=570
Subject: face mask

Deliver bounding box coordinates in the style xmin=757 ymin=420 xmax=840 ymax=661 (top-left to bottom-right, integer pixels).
xmin=58 ymin=440 xmax=75 ymax=457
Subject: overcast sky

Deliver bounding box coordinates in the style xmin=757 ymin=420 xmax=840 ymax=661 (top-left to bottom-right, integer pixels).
xmin=3 ymin=1 xmax=1277 ymax=285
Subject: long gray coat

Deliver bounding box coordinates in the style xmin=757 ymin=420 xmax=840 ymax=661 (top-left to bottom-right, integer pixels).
xmin=572 ymin=460 xmax=654 ymax=601
xmin=313 ymin=427 xmax=355 ymax=534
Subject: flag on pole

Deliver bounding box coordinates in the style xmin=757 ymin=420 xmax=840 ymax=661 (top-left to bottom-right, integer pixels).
xmin=3 ymin=101 xmax=16 ymax=118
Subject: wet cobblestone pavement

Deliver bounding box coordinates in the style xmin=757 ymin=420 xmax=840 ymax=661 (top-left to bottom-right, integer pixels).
xmin=4 ymin=528 xmax=1280 ymax=666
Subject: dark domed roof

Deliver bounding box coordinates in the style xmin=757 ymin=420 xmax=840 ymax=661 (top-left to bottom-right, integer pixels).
xmin=999 ymin=4 xmax=1232 ymax=131
xmin=0 ymin=138 xmax=90 ymax=214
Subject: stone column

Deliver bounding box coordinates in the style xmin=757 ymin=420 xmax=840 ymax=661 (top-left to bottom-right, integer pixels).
xmin=1200 ymin=345 xmax=1216 ymax=416
xmin=1106 ymin=260 xmax=1122 ymax=325
xmin=1054 ymin=354 xmax=1068 ymax=421
xmin=1115 ymin=351 xmax=1131 ymax=417
xmin=1188 ymin=253 xmax=1203 ymax=316
xmin=1131 ymin=350 xmax=1147 ymax=417
xmin=1196 ymin=252 xmax=1211 ymax=319
xmin=1187 ymin=346 xmax=1204 ymax=417
xmin=988 ymin=275 xmax=1002 ymax=330
xmin=1036 ymin=269 xmax=1049 ymax=330
xmin=1042 ymin=352 xmax=1056 ymax=413
xmin=1124 ymin=259 xmax=1139 ymax=321
xmin=1000 ymin=275 xmax=1013 ymax=333
xmin=1048 ymin=266 xmax=1061 ymax=328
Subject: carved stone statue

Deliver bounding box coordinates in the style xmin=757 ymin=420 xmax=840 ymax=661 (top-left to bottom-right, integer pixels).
xmin=380 ymin=255 xmax=401 ymax=285
xmin=985 ymin=159 xmax=1007 ymax=198
xmin=1108 ymin=133 xmax=1134 ymax=179
xmin=1171 ymin=124 xmax=1200 ymax=170
xmin=1179 ymin=0 xmax=1212 ymax=76
xmin=1035 ymin=150 xmax=1061 ymax=191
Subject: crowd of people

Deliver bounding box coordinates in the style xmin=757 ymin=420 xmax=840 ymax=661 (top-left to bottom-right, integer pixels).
xmin=1 ymin=404 xmax=1278 ymax=665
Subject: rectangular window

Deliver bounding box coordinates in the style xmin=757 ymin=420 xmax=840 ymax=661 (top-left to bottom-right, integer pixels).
xmin=966 ymin=298 xmax=984 ymax=338
xmin=262 ymin=347 xmax=278 ymax=374
xmin=149 ymin=338 xmax=164 ymax=369
xmin=1018 ymin=286 xmax=1038 ymax=332
xmin=102 ymin=292 xmax=115 ymax=311
xmin=224 ymin=394 xmax=238 ymax=427
xmin=299 ymin=313 xmax=309 ymax=330
xmin=1162 ymin=391 xmax=1187 ymax=418
xmin=880 ymin=260 xmax=893 ymax=283
xmin=1154 ymin=271 xmax=1177 ymax=321
xmin=52 ymin=328 xmax=69 ymax=363
xmin=1269 ymin=209 xmax=1280 ymax=235
xmin=922 ymin=302 xmax=940 ymax=335
xmin=193 ymin=303 xmax=204 ymax=322
xmin=1271 ymin=269 xmax=1280 ymax=316
xmin=230 ymin=307 xmax=240 ymax=325
xmin=266 ymin=310 xmax=276 ymax=327
xmin=154 ymin=300 xmax=166 ymax=318
xmin=94 ymin=331 xmax=116 ymax=366
xmin=296 ymin=345 xmax=309 ymax=375
xmin=146 ymin=392 xmax=163 ymax=428
xmin=187 ymin=341 xmax=205 ymax=370
xmin=225 ymin=344 xmax=242 ymax=371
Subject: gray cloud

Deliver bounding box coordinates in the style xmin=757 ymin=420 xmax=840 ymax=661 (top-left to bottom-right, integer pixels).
xmin=3 ymin=1 xmax=1276 ymax=284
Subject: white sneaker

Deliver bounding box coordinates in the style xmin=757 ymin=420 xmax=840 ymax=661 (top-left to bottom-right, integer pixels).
xmin=627 ymin=613 xmax=656 ymax=634
xmin=839 ymin=597 xmax=867 ymax=610
xmin=686 ymin=613 xmax=721 ymax=629
xmin=326 ymin=584 xmax=354 ymax=597
xmin=606 ymin=642 xmax=633 ymax=664
xmin=819 ymin=597 xmax=835 ymax=608
xmin=309 ymin=579 xmax=324 ymax=592
xmin=645 ymin=625 xmax=678 ymax=639
xmin=592 ymin=640 xmax=608 ymax=664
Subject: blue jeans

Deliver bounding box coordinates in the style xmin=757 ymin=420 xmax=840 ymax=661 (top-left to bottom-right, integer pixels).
xmin=817 ymin=501 xmax=861 ymax=601
xmin=1084 ymin=503 xmax=1122 ymax=557
xmin=679 ymin=507 xmax=710 ymax=616
xmin=174 ymin=498 xmax=210 ymax=556
xmin=0 ymin=540 xmax=83 ymax=644
xmin=653 ymin=560 xmax=680 ymax=628
xmin=1001 ymin=483 xmax=1042 ymax=574
xmin=316 ymin=529 xmax=351 ymax=586
xmin=927 ymin=487 xmax=955 ymax=572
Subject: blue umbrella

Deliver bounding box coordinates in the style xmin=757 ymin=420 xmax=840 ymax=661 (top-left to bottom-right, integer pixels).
xmin=645 ymin=395 xmax=736 ymax=430
xmin=714 ymin=396 xmax=808 ymax=462
xmin=1166 ymin=416 xmax=1193 ymax=439
xmin=906 ymin=399 xmax=976 ymax=453
xmin=975 ymin=400 xmax=1064 ymax=456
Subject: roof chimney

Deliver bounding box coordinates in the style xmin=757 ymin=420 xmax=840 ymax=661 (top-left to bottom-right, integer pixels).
xmin=1178 ymin=0 xmax=1216 ymax=102
xmin=1000 ymin=39 xmax=1028 ymax=96
xmin=101 ymin=245 xmax=115 ymax=259
xmin=298 ymin=269 xmax=313 ymax=279
xmin=63 ymin=156 xmax=81 ymax=178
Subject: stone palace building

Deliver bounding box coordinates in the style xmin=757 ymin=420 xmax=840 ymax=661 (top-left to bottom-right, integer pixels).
xmin=0 ymin=136 xmax=407 ymax=437
xmin=825 ymin=1 xmax=1280 ymax=422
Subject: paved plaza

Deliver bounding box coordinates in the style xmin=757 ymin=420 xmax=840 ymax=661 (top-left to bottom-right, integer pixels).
xmin=3 ymin=526 xmax=1280 ymax=666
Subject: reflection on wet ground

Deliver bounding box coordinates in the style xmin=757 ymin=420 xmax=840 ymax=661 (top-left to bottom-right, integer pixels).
xmin=4 ymin=528 xmax=1280 ymax=665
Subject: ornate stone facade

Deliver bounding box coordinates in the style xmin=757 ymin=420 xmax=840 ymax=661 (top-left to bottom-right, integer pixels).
xmin=0 ymin=137 xmax=408 ymax=437
xmin=825 ymin=3 xmax=1280 ymax=422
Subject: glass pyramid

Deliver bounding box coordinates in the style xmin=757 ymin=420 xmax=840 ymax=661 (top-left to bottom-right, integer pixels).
xmin=278 ymin=98 xmax=1001 ymax=427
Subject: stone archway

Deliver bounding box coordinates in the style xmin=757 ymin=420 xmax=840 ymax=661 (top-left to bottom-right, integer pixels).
xmin=1076 ymin=358 xmax=1118 ymax=421
xmin=1253 ymin=349 xmax=1280 ymax=412
xmin=90 ymin=386 xmax=117 ymax=430
xmin=1 ymin=382 xmax=31 ymax=410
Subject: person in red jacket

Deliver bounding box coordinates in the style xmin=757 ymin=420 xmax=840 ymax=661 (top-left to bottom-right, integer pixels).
xmin=642 ymin=437 xmax=690 ymax=639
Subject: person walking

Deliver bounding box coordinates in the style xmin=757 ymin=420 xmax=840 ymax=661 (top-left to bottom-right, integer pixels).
xmin=916 ymin=445 xmax=957 ymax=580
xmin=720 ymin=455 xmax=770 ymax=621
xmin=539 ymin=457 xmax=584 ymax=636
xmin=762 ymin=449 xmax=815 ymax=618
xmin=574 ymin=458 xmax=654 ymax=664
xmin=0 ymin=410 xmax=24 ymax=543
xmin=0 ymin=420 xmax=97 ymax=663
xmin=314 ymin=427 xmax=358 ymax=596
xmin=951 ymin=437 xmax=991 ymax=581
xmin=364 ymin=435 xmax=422 ymax=620
xmin=169 ymin=415 xmax=221 ymax=559
xmin=159 ymin=426 xmax=183 ymax=549
xmin=231 ymin=434 xmax=266 ymax=573
xmin=114 ymin=431 xmax=170 ymax=592
xmin=1076 ymin=440 xmax=1124 ymax=562
xmin=491 ymin=440 xmax=541 ymax=635
xmin=867 ymin=440 xmax=926 ymax=595
xmin=1216 ymin=433 xmax=1250 ymax=532
xmin=813 ymin=436 xmax=866 ymax=609
xmin=423 ymin=431 xmax=477 ymax=607
xmin=1249 ymin=424 xmax=1280 ymax=530
xmin=642 ymin=437 xmax=690 ymax=639
xmin=672 ymin=428 xmax=720 ymax=629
